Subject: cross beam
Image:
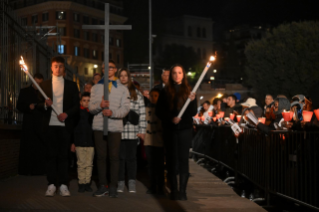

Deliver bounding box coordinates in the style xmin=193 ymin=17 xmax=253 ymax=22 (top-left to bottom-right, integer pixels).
xmin=82 ymin=3 xmax=132 ymax=135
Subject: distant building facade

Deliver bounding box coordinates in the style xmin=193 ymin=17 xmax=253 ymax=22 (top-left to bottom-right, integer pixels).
xmin=13 ymin=0 xmax=127 ymax=81
xmin=154 ymin=15 xmax=214 ymax=76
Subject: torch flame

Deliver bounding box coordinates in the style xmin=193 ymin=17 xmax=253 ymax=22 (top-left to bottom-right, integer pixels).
xmin=19 ymin=56 xmax=28 ymax=71
xmin=210 ymin=56 xmax=216 ymax=61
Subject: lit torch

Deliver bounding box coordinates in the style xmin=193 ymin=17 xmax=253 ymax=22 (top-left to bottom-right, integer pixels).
xmin=177 ymin=55 xmax=216 ymax=118
xmin=19 ymin=56 xmax=61 ymax=115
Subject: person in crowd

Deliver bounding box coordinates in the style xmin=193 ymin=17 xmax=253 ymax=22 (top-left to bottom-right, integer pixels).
xmin=144 ymin=88 xmax=165 ymax=195
xmin=257 ymin=97 xmax=290 ymax=134
xmin=89 ymin=60 xmax=130 ymax=198
xmin=154 ymin=68 xmax=170 ymax=90
xmin=264 ymin=94 xmax=274 ymax=113
xmin=156 ymin=64 xmax=197 ymax=201
xmin=234 ymin=92 xmax=241 ymax=103
xmin=117 ymin=68 xmax=146 ymax=193
xmin=38 ymin=56 xmax=79 ymax=197
xmin=225 ymin=94 xmax=242 ymax=117
xmin=84 ymin=82 xmax=93 ymax=93
xmin=212 ymin=98 xmax=222 ymax=116
xmin=239 ymin=98 xmax=263 ymax=126
xmin=93 ymin=73 xmax=102 ymax=85
xmin=198 ymin=100 xmax=213 ymax=120
xmin=17 ymin=73 xmax=46 ymax=176
xmin=220 ymin=94 xmax=228 ymax=111
xmin=71 ymin=92 xmax=94 ymax=193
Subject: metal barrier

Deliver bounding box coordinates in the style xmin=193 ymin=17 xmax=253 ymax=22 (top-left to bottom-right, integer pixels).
xmin=0 ymin=0 xmax=85 ymax=125
xmin=191 ymin=125 xmax=319 ymax=211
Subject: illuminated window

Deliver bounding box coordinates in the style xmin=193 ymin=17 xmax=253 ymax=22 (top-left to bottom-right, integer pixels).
xmin=74 ymin=46 xmax=78 ymax=56
xmin=57 ymin=45 xmax=65 ymax=54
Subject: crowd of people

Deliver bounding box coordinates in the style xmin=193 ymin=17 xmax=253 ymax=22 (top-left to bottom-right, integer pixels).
xmin=17 ymin=56 xmax=196 ymax=201
xmin=194 ymin=89 xmax=319 ymax=135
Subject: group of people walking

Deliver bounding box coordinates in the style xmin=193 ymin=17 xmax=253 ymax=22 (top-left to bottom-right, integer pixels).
xmin=17 ymin=56 xmax=197 ymax=201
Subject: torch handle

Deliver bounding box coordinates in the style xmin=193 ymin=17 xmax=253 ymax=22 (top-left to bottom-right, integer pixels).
xmin=177 ymin=63 xmax=211 ymax=118
xmin=25 ymin=71 xmax=61 ymax=115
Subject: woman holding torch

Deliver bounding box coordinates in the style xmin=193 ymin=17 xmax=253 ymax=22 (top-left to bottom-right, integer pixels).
xmin=156 ymin=64 xmax=197 ymax=201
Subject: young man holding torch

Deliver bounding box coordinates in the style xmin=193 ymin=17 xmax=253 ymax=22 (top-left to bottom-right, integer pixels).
xmin=38 ymin=56 xmax=80 ymax=197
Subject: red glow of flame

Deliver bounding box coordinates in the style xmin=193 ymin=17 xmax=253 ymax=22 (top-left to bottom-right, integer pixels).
xmin=314 ymin=109 xmax=319 ymax=121
xmin=219 ymin=111 xmax=225 ymax=118
xmin=230 ymin=113 xmax=235 ymax=120
xmin=236 ymin=115 xmax=241 ymax=122
xmin=302 ymin=110 xmax=313 ymax=122
xmin=258 ymin=117 xmax=266 ymax=124
xmin=282 ymin=111 xmax=293 ymax=122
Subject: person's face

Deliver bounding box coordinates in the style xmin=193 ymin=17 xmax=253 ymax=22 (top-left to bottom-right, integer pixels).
xmin=161 ymin=70 xmax=170 ymax=85
xmin=227 ymin=97 xmax=235 ymax=107
xmin=93 ymin=75 xmax=101 ymax=84
xmin=265 ymin=95 xmax=273 ymax=106
xmin=172 ymin=66 xmax=184 ymax=84
xmin=203 ymin=103 xmax=209 ymax=111
xmin=119 ymin=71 xmax=129 ymax=85
xmin=108 ymin=62 xmax=117 ymax=79
xmin=216 ymin=100 xmax=221 ymax=110
xmin=223 ymin=97 xmax=227 ymax=103
xmin=80 ymin=96 xmax=90 ymax=108
xmin=33 ymin=78 xmax=43 ymax=90
xmin=274 ymin=101 xmax=279 ymax=113
xmin=84 ymin=84 xmax=92 ymax=93
xmin=150 ymin=91 xmax=159 ymax=104
xmin=51 ymin=62 xmax=64 ymax=77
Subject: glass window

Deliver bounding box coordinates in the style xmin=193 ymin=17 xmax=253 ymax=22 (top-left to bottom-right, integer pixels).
xmin=83 ymin=16 xmax=90 ymax=24
xmin=116 ymin=39 xmax=121 ymax=47
xmin=21 ymin=17 xmax=28 ymax=26
xmin=117 ymin=54 xmax=120 ymax=63
xmin=92 ymin=50 xmax=98 ymax=59
xmin=84 ymin=48 xmax=89 ymax=58
xmin=202 ymin=28 xmax=206 ymax=38
xmin=92 ymin=33 xmax=98 ymax=42
xmin=32 ymin=14 xmax=38 ymax=24
xmin=84 ymin=68 xmax=88 ymax=75
xmin=74 ymin=46 xmax=78 ymax=56
xmin=58 ymin=27 xmax=66 ymax=36
xmin=74 ymin=29 xmax=80 ymax=38
xmin=56 ymin=11 xmax=66 ymax=20
xmin=57 ymin=45 xmax=65 ymax=54
xmin=197 ymin=27 xmax=201 ymax=37
xmin=73 ymin=13 xmax=80 ymax=22
xmin=42 ymin=13 xmax=48 ymax=22
xmin=188 ymin=26 xmax=192 ymax=37
xmin=84 ymin=31 xmax=90 ymax=40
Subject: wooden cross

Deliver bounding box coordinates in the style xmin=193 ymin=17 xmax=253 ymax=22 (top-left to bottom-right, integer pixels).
xmin=83 ymin=3 xmax=132 ymax=135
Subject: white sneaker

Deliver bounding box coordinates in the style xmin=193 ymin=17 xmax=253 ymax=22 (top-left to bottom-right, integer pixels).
xmin=59 ymin=184 xmax=71 ymax=197
xmin=45 ymin=184 xmax=56 ymax=197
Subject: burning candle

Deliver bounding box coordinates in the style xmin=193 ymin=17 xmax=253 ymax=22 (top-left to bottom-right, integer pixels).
xmin=302 ymin=110 xmax=313 ymax=122
xmin=230 ymin=113 xmax=235 ymax=120
xmin=177 ymin=56 xmax=216 ymax=118
xmin=219 ymin=111 xmax=225 ymax=118
xmin=314 ymin=109 xmax=319 ymax=121
xmin=236 ymin=115 xmax=241 ymax=122
xmin=19 ymin=56 xmax=61 ymax=115
xmin=258 ymin=117 xmax=266 ymax=124
xmin=208 ymin=111 xmax=213 ymax=117
xmin=224 ymin=117 xmax=230 ymax=122
xmin=213 ymin=117 xmax=217 ymax=122
xmin=282 ymin=110 xmax=293 ymax=122
xmin=200 ymin=116 xmax=206 ymax=121
xmin=216 ymin=114 xmax=220 ymax=119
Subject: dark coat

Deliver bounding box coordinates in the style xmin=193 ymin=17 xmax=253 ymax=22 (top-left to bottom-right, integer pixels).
xmin=153 ymin=83 xmax=164 ymax=91
xmin=37 ymin=78 xmax=79 ymax=133
xmin=74 ymin=108 xmax=94 ymax=147
xmin=16 ymin=85 xmax=45 ymax=175
xmin=156 ymin=86 xmax=197 ymax=131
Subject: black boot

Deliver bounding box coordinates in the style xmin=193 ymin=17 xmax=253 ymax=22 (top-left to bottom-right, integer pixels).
xmin=85 ymin=183 xmax=93 ymax=192
xmin=169 ymin=175 xmax=179 ymax=200
xmin=179 ymin=174 xmax=189 ymax=201
xmin=78 ymin=184 xmax=85 ymax=193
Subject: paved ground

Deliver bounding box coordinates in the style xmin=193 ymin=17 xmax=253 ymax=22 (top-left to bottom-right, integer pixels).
xmin=0 ymin=160 xmax=265 ymax=212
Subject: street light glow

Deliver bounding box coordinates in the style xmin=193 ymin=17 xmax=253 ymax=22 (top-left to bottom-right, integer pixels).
xmin=213 ymin=69 xmax=217 ymax=73
xmin=94 ymin=64 xmax=98 ymax=68
xmin=187 ymin=72 xmax=192 ymax=76
xmin=217 ymin=93 xmax=223 ymax=98
xmin=210 ymin=56 xmax=216 ymax=61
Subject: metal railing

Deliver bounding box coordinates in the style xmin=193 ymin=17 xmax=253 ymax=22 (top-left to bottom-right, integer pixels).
xmin=191 ymin=125 xmax=319 ymax=211
xmin=0 ymin=0 xmax=85 ymax=125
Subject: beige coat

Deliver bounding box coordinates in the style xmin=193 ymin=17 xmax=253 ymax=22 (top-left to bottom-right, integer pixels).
xmin=144 ymin=106 xmax=163 ymax=147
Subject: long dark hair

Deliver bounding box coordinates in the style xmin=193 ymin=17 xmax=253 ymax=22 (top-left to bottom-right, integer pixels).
xmin=118 ymin=68 xmax=137 ymax=101
xmin=165 ymin=64 xmax=191 ymax=110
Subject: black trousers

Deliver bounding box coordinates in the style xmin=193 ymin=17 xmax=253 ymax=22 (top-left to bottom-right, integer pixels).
xmin=164 ymin=128 xmax=192 ymax=189
xmin=45 ymin=126 xmax=70 ymax=185
xmin=145 ymin=146 xmax=164 ymax=188
xmin=94 ymin=131 xmax=121 ymax=187
xmin=119 ymin=139 xmax=138 ymax=181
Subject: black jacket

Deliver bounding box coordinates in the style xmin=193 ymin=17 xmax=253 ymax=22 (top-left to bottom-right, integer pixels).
xmin=74 ymin=108 xmax=94 ymax=147
xmin=37 ymin=78 xmax=79 ymax=133
xmin=156 ymin=86 xmax=197 ymax=131
xmin=153 ymin=83 xmax=164 ymax=91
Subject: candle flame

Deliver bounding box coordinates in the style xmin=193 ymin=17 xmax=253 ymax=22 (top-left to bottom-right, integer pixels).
xmin=19 ymin=56 xmax=28 ymax=71
xmin=210 ymin=56 xmax=216 ymax=61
